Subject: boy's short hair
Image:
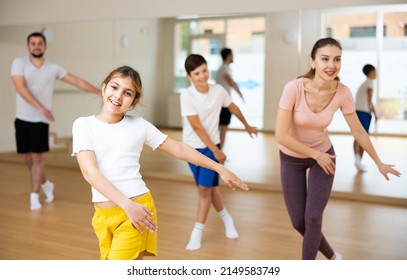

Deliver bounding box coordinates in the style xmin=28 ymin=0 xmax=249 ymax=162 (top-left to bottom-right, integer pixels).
xmin=184 ymin=54 xmax=207 ymax=75
xmin=362 ymin=64 xmax=375 ymax=76
xmin=220 ymin=48 xmax=232 ymax=61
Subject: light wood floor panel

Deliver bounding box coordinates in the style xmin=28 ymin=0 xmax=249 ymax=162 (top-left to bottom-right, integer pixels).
xmin=1 ymin=163 xmax=407 ymax=260
xmin=0 ymin=130 xmax=406 ymax=260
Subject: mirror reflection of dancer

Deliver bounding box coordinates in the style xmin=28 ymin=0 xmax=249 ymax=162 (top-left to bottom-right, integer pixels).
xmin=215 ymin=48 xmax=245 ymax=149
xmin=11 ymin=32 xmax=100 ymax=211
xmin=72 ymin=66 xmax=249 ymax=260
xmin=181 ymin=54 xmax=257 ymax=251
xmin=353 ymin=64 xmax=378 ymax=172
xmin=275 ymin=38 xmax=400 ymax=260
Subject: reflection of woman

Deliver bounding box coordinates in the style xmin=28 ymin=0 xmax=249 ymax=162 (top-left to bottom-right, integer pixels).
xmin=275 ymin=38 xmax=401 ymax=260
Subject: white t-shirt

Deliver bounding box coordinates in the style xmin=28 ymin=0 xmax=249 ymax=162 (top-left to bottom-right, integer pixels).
xmin=355 ymin=78 xmax=374 ymax=112
xmin=71 ymin=115 xmax=168 ymax=202
xmin=215 ymin=64 xmax=231 ymax=94
xmin=180 ymin=84 xmax=232 ymax=148
xmin=10 ymin=56 xmax=67 ymax=123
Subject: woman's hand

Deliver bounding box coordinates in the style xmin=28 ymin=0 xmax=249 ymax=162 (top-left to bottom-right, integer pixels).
xmin=377 ymin=162 xmax=401 ymax=181
xmin=315 ymin=151 xmax=336 ymax=175
xmin=123 ymin=201 xmax=158 ymax=233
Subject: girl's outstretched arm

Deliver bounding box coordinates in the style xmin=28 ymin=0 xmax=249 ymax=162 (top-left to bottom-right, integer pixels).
xmin=157 ymin=137 xmax=249 ymax=191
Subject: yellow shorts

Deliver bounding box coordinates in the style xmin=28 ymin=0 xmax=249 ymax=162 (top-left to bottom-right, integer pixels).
xmin=92 ymin=192 xmax=157 ymax=260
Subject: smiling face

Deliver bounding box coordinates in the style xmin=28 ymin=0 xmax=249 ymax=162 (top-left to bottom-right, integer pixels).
xmin=310 ymin=45 xmax=342 ymax=81
xmin=187 ymin=63 xmax=210 ymax=92
xmin=101 ymin=75 xmax=137 ymax=116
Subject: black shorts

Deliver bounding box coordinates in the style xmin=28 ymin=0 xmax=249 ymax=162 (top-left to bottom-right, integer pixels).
xmin=14 ymin=118 xmax=49 ymax=154
xmin=219 ymin=107 xmax=232 ymax=125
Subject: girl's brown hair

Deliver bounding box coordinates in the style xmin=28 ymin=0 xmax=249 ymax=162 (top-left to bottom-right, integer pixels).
xmin=102 ymin=66 xmax=143 ymax=106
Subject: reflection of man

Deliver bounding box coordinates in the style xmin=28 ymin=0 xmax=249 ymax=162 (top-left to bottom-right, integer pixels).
xmin=11 ymin=32 xmax=100 ymax=211
xmin=215 ymin=48 xmax=244 ymax=149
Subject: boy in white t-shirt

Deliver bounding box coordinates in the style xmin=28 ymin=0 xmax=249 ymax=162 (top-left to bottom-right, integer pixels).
xmin=180 ymin=54 xmax=258 ymax=250
xmin=353 ymin=64 xmax=378 ymax=172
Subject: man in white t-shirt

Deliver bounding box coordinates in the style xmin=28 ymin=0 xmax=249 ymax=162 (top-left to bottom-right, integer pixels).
xmin=353 ymin=64 xmax=378 ymax=172
xmin=10 ymin=32 xmax=100 ymax=211
xmin=215 ymin=48 xmax=245 ymax=149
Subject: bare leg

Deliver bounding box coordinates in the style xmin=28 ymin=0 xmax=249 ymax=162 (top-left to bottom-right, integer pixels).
xmin=353 ymin=140 xmax=366 ymax=171
xmin=135 ymin=250 xmax=145 ymax=260
xmin=211 ymin=187 xmax=225 ymax=212
xmin=196 ymin=187 xmax=212 ymax=224
xmin=353 ymin=140 xmax=363 ymax=158
xmin=22 ymin=152 xmax=46 ymax=210
xmin=219 ymin=125 xmax=228 ymax=149
xmin=31 ymin=153 xmax=46 ymax=193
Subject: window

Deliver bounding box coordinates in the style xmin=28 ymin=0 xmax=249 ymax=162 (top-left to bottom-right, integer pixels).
xmin=173 ymin=16 xmax=266 ymax=129
xmin=323 ymin=6 xmax=407 ymax=135
xmin=350 ymin=26 xmax=377 ymax=37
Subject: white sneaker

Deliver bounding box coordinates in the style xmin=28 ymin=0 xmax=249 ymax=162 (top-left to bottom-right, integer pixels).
xmin=30 ymin=192 xmax=42 ymax=211
xmin=355 ymin=161 xmax=366 ymax=172
xmin=41 ymin=180 xmax=55 ymax=203
xmin=334 ymin=252 xmax=342 ymax=260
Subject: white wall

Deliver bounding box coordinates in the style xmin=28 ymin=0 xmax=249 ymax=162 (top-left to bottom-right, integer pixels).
xmin=0 ymin=1 xmax=405 ymax=152
xmin=0 ymin=18 xmax=162 ymax=152
xmin=0 ymin=0 xmax=403 ymax=26
xmin=263 ymin=9 xmax=323 ymax=130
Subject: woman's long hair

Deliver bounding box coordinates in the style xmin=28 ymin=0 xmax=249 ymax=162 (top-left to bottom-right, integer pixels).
xmin=298 ymin=37 xmax=342 ymax=81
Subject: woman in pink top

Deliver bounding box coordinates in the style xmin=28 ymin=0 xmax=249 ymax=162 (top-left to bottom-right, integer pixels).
xmin=275 ymin=37 xmax=400 ymax=260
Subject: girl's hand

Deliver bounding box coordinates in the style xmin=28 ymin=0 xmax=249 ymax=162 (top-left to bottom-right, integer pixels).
xmin=218 ymin=166 xmax=249 ymax=191
xmin=377 ymin=162 xmax=401 ymax=180
xmin=315 ymin=151 xmax=336 ymax=175
xmin=124 ymin=201 xmax=157 ymax=233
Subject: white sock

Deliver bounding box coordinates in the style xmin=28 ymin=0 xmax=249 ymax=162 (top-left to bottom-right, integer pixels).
xmin=41 ymin=180 xmax=55 ymax=203
xmin=30 ymin=192 xmax=42 ymax=211
xmin=218 ymin=209 xmax=239 ymax=239
xmin=185 ymin=222 xmax=204 ymax=250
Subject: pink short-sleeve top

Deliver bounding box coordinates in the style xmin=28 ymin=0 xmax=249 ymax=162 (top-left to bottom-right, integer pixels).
xmin=278 ymin=78 xmax=355 ymax=158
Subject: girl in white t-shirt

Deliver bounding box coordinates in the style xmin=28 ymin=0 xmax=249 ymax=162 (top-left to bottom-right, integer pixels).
xmin=72 ymin=66 xmax=249 ymax=260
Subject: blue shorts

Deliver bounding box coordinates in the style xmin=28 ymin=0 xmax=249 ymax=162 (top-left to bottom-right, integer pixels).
xmin=188 ymin=146 xmax=219 ymax=187
xmin=356 ymin=111 xmax=372 ymax=133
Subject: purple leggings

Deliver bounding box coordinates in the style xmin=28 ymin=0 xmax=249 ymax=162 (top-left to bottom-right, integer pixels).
xmin=279 ymin=147 xmax=336 ymax=260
